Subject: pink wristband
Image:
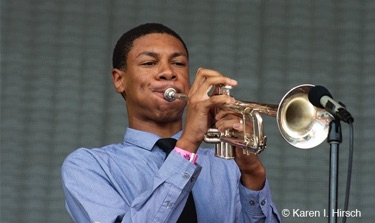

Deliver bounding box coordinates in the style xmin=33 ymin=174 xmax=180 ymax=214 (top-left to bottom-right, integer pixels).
xmin=174 ymin=146 xmax=198 ymax=164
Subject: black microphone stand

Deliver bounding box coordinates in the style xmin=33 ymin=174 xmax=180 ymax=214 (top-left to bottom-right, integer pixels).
xmin=327 ymin=119 xmax=342 ymax=223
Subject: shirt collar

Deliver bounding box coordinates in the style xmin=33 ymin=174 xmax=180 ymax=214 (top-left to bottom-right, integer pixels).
xmin=124 ymin=127 xmax=182 ymax=151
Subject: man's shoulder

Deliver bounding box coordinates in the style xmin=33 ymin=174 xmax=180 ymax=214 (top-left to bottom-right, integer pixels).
xmin=63 ymin=143 xmax=124 ymax=167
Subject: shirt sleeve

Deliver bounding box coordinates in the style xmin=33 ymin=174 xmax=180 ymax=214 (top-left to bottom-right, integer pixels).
xmin=239 ymin=179 xmax=281 ymax=223
xmin=136 ymin=151 xmax=202 ymax=222
xmin=61 ymin=148 xmax=201 ymax=223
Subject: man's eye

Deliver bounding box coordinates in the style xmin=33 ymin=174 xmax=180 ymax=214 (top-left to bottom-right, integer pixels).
xmin=141 ymin=61 xmax=157 ymax=66
xmin=172 ymin=62 xmax=186 ymax=66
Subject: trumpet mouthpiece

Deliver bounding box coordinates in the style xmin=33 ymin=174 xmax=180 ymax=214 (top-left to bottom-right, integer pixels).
xmin=164 ymin=88 xmax=188 ymax=102
xmin=164 ymin=88 xmax=177 ymax=102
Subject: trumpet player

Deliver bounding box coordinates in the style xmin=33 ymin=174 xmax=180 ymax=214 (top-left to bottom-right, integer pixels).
xmin=62 ymin=23 xmax=281 ymax=223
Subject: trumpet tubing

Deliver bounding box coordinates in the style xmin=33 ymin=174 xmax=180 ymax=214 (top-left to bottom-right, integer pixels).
xmin=163 ymin=84 xmax=332 ymax=158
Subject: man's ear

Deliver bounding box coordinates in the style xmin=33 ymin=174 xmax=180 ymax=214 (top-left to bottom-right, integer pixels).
xmin=112 ymin=68 xmax=126 ymax=97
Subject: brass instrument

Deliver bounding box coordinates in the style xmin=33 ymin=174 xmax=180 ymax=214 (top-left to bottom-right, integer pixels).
xmin=164 ymin=84 xmax=332 ymax=158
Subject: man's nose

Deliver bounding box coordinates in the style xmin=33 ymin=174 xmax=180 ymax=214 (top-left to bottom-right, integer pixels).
xmin=158 ymin=64 xmax=177 ymax=80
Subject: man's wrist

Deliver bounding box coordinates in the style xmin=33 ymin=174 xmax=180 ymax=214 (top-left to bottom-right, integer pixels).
xmin=175 ymin=137 xmax=199 ymax=153
xmin=240 ymin=168 xmax=266 ymax=191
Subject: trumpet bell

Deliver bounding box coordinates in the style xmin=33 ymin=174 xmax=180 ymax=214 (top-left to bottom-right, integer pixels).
xmin=277 ymin=84 xmax=332 ymax=149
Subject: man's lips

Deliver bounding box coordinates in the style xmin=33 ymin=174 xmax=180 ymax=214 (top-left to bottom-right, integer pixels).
xmin=154 ymin=91 xmax=167 ymax=100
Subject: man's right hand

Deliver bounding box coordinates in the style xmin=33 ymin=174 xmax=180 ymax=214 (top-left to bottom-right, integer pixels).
xmin=176 ymin=68 xmax=237 ymax=153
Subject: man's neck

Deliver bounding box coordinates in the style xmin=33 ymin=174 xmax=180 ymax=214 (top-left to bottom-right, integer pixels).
xmin=129 ymin=119 xmax=182 ymax=138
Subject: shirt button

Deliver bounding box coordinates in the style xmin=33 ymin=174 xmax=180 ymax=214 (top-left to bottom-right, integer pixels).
xmin=166 ymin=201 xmax=174 ymax=208
xmin=261 ymin=200 xmax=266 ymax=206
xmin=182 ymin=172 xmax=190 ymax=179
xmin=249 ymin=200 xmax=255 ymax=206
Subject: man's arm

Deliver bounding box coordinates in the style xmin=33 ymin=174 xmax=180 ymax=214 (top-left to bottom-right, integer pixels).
xmin=239 ymin=179 xmax=281 ymax=223
xmin=214 ymin=105 xmax=281 ymax=222
xmin=61 ymin=148 xmax=201 ymax=223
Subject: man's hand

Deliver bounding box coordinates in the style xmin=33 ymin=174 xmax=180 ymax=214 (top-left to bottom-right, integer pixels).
xmin=176 ymin=68 xmax=237 ymax=153
xmin=215 ymin=110 xmax=266 ymax=191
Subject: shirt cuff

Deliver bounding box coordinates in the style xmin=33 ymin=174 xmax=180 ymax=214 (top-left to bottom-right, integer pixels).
xmin=158 ymin=151 xmax=201 ymax=192
xmin=239 ymin=179 xmax=273 ymax=216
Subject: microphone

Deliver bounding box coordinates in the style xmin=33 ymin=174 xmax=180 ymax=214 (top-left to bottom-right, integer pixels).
xmin=308 ymin=85 xmax=354 ymax=123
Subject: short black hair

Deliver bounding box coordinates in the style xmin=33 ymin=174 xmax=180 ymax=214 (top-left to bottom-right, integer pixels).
xmin=112 ymin=23 xmax=189 ymax=70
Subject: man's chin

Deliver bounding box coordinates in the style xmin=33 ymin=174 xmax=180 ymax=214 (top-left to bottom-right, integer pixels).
xmin=156 ymin=111 xmax=183 ymax=123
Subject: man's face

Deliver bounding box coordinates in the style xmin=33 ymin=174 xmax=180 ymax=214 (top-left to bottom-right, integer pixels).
xmin=122 ymin=33 xmax=190 ymax=123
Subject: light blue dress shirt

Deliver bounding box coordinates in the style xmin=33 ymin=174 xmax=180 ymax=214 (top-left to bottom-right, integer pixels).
xmin=62 ymin=128 xmax=281 ymax=223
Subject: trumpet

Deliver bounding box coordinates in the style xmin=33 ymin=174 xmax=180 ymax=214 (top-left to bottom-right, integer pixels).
xmin=164 ymin=84 xmax=332 ymax=158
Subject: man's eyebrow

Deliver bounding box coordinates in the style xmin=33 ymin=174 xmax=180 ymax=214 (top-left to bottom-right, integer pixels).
xmin=136 ymin=51 xmax=158 ymax=58
xmin=136 ymin=51 xmax=187 ymax=58
xmin=170 ymin=52 xmax=188 ymax=58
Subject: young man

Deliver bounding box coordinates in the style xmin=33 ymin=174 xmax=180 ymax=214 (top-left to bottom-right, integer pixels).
xmin=62 ymin=23 xmax=281 ymax=222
